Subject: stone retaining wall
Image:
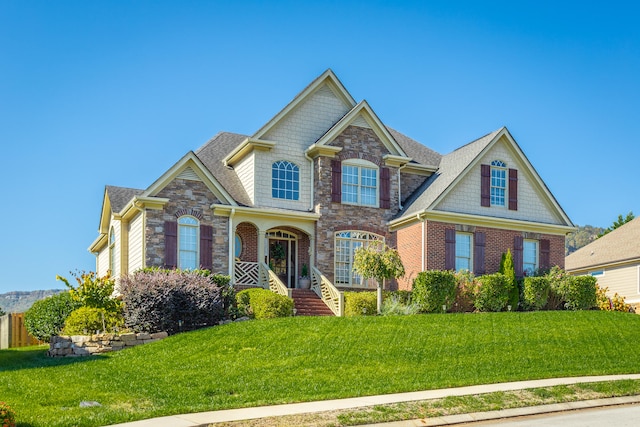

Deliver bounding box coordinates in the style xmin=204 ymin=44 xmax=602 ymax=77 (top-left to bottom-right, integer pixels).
xmin=48 ymin=331 xmax=168 ymax=357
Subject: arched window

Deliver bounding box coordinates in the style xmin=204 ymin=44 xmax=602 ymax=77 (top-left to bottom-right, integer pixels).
xmin=342 ymin=159 xmax=378 ymax=207
xmin=272 ymin=160 xmax=300 ymax=200
xmin=490 ymin=160 xmax=506 ymax=206
xmin=109 ymin=227 xmax=116 ymax=274
xmin=334 ymin=230 xmax=384 ymax=287
xmin=178 ymin=216 xmax=199 ymax=269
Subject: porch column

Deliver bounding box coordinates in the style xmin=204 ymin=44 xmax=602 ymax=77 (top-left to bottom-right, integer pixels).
xmin=257 ymin=228 xmax=267 ymax=265
xmin=309 ymin=234 xmax=315 ymax=268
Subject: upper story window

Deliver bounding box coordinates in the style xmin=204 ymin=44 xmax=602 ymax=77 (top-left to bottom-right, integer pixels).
xmin=109 ymin=227 xmax=116 ymax=274
xmin=342 ymin=160 xmax=378 ymax=207
xmin=523 ymin=239 xmax=538 ymax=275
xmin=490 ymin=160 xmax=506 ymax=206
xmin=178 ymin=216 xmax=199 ymax=269
xmin=455 ymin=232 xmax=472 ymax=271
xmin=272 ymin=160 xmax=299 ymax=200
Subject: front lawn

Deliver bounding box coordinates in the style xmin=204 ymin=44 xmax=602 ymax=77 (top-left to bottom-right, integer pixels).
xmin=2 ymin=311 xmax=640 ymax=426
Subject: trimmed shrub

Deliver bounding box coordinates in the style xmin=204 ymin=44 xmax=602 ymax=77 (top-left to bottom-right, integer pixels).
xmin=250 ymin=290 xmax=294 ymax=319
xmin=411 ymin=270 xmax=457 ymax=313
xmin=474 ymin=273 xmax=512 ymax=312
xmin=523 ymin=276 xmax=550 ymax=311
xmin=563 ymin=275 xmax=597 ymax=310
xmin=62 ymin=307 xmax=125 ymax=335
xmin=452 ymin=271 xmax=477 ymax=312
xmin=0 ymin=401 xmax=16 ymax=427
xmin=24 ymin=291 xmax=81 ymax=342
xmin=546 ymin=267 xmax=569 ymax=310
xmin=119 ymin=269 xmax=226 ymax=334
xmin=344 ymin=291 xmax=377 ymax=316
xmin=235 ymin=288 xmax=267 ymax=318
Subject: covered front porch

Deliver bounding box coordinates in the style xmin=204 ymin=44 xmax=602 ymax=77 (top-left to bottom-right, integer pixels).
xmin=213 ymin=206 xmax=344 ymax=316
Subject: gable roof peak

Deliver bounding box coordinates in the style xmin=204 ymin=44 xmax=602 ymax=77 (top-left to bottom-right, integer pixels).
xmin=251 ymin=69 xmax=357 ymax=140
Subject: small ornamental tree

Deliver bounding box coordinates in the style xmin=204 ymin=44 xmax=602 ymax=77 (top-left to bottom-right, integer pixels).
xmin=353 ymin=244 xmax=405 ymax=314
xmin=500 ymin=249 xmax=519 ymax=310
xmin=57 ymin=271 xmax=122 ymax=314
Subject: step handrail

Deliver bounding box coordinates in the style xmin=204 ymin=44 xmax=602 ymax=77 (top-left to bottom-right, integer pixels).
xmin=310 ymin=266 xmax=344 ymax=316
xmin=259 ymin=262 xmax=292 ymax=298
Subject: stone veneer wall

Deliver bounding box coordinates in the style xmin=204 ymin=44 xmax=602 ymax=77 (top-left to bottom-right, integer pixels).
xmin=314 ymin=125 xmax=400 ymax=289
xmin=48 ymin=332 xmax=168 ymax=357
xmin=145 ymin=178 xmax=229 ymax=273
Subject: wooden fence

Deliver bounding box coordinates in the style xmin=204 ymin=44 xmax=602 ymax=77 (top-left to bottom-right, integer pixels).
xmin=0 ymin=313 xmax=44 ymax=349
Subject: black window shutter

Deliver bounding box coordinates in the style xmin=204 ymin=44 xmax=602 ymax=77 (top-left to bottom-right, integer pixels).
xmin=474 ymin=231 xmax=486 ymax=275
xmin=540 ymin=239 xmax=550 ymax=270
xmin=331 ymin=160 xmax=342 ymax=203
xmin=508 ymin=168 xmax=518 ymax=211
xmin=513 ymin=235 xmax=524 ymax=278
xmin=445 ymin=229 xmax=456 ymax=270
xmin=481 ymin=164 xmax=491 ymax=207
xmin=164 ymin=221 xmax=178 ymax=269
xmin=380 ymin=167 xmax=390 ymax=209
xmin=200 ymin=225 xmax=213 ymax=271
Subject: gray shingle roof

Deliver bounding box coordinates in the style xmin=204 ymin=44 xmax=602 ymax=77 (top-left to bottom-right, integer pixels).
xmin=566 ymin=217 xmax=640 ymax=271
xmin=105 ymin=185 xmax=144 ymax=213
xmin=386 ymin=127 xmax=441 ymax=168
xmin=397 ymin=128 xmax=503 ymax=219
xmin=194 ymin=131 xmax=253 ymax=207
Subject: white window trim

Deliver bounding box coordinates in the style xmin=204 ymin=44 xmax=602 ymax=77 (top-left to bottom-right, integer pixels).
xmin=523 ymin=239 xmax=539 ymax=275
xmin=341 ymin=159 xmax=379 ymax=208
xmin=490 ymin=160 xmax=507 ymax=207
xmin=455 ymin=232 xmax=473 ymax=272
xmin=271 ymin=160 xmax=300 ymax=201
xmin=334 ymin=230 xmax=384 ymax=288
xmin=178 ymin=215 xmax=199 ymax=270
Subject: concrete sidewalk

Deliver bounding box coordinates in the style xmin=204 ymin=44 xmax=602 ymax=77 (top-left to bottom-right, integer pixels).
xmin=108 ymin=374 xmax=640 ymax=427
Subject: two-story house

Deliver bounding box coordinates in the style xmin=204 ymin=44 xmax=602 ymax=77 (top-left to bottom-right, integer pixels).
xmin=89 ymin=69 xmax=574 ymax=315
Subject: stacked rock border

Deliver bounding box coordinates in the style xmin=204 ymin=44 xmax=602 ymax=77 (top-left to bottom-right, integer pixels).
xmin=48 ymin=332 xmax=168 ymax=357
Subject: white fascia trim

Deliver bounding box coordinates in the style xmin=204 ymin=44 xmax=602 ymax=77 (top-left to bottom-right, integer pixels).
xmin=211 ymin=204 xmax=321 ymax=221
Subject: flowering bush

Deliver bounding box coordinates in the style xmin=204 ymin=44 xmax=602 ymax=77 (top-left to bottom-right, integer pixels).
xmin=0 ymin=402 xmax=16 ymax=427
xmin=596 ymin=285 xmax=631 ymax=312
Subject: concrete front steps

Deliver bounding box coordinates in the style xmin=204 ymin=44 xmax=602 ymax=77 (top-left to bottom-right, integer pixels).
xmin=291 ymin=289 xmax=334 ymax=316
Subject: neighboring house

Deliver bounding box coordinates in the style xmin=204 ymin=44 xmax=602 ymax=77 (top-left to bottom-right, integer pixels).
xmin=89 ymin=69 xmax=574 ymax=313
xmin=566 ymin=217 xmax=640 ymax=305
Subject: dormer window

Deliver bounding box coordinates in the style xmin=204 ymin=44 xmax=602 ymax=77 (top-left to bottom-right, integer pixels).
xmin=341 ymin=159 xmax=378 ymax=207
xmin=272 ymin=160 xmax=299 ymax=200
xmin=490 ymin=160 xmax=506 ymax=207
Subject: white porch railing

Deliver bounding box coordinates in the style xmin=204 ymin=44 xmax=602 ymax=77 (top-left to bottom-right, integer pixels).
xmin=234 ymin=261 xmax=260 ymax=288
xmin=310 ymin=266 xmax=344 ymax=317
xmin=259 ymin=262 xmax=292 ymax=298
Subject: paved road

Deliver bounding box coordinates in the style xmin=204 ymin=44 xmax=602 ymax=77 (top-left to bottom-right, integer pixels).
xmin=459 ymin=404 xmax=640 ymax=426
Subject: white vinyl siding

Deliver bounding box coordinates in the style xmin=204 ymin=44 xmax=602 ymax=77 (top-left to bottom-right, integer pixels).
xmin=128 ymin=212 xmax=144 ymax=273
xmin=588 ymin=264 xmax=640 ymax=303
xmin=96 ymin=247 xmax=110 ymax=277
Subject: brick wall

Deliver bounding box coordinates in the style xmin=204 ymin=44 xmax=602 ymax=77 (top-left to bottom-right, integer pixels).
xmin=145 ymin=178 xmax=229 ymax=273
xmin=395 ymin=218 xmax=567 ymax=290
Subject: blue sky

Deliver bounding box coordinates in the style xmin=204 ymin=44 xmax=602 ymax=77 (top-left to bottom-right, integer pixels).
xmin=1 ymin=1 xmax=638 ymax=294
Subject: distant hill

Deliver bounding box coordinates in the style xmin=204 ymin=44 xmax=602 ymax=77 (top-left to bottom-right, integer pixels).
xmin=0 ymin=289 xmax=65 ymax=314
xmin=565 ymin=224 xmax=604 ymax=256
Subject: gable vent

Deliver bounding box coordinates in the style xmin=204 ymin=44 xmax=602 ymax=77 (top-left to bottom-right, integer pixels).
xmin=177 ymin=166 xmax=201 ymax=181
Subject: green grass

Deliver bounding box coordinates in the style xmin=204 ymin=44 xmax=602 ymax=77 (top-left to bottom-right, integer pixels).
xmin=2 ymin=311 xmax=640 ymax=426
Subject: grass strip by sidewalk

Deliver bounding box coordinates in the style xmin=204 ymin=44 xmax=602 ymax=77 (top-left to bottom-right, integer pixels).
xmin=2 ymin=311 xmax=640 ymax=426
xmin=211 ymin=380 xmax=640 ymax=426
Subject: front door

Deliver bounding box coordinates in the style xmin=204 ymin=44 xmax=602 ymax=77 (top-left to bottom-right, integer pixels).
xmin=267 ymin=232 xmax=297 ymax=288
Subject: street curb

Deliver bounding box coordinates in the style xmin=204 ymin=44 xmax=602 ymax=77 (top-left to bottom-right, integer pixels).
xmin=360 ymin=395 xmax=640 ymax=426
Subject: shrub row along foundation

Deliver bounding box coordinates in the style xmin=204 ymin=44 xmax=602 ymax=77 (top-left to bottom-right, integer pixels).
xmin=48 ymin=332 xmax=168 ymax=357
